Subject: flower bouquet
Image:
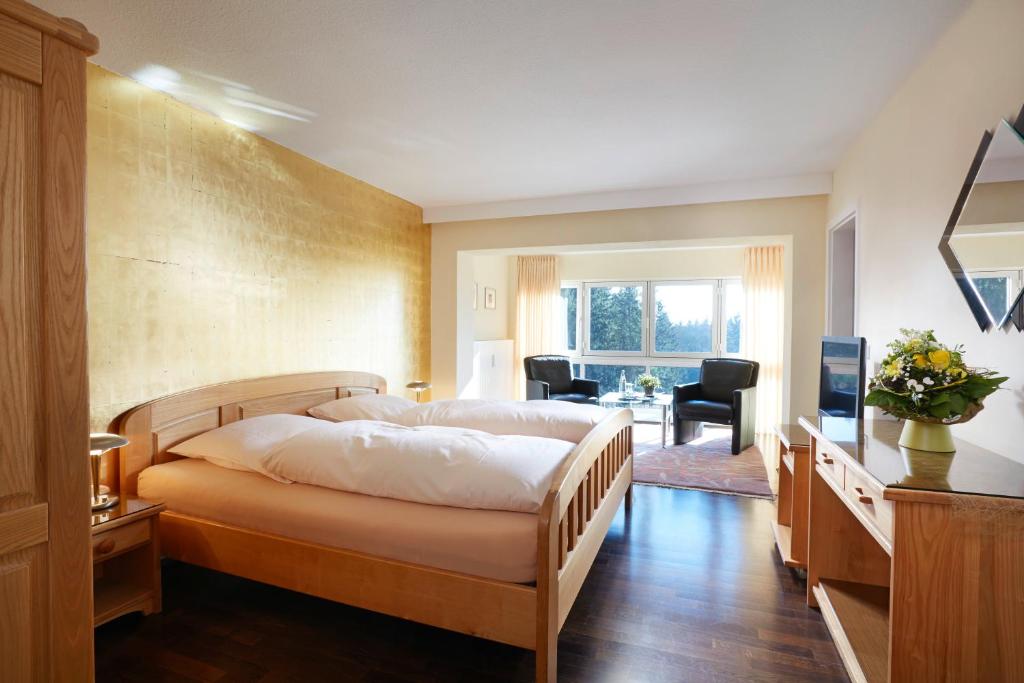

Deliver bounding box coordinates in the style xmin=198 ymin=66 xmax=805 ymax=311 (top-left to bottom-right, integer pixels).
xmin=636 ymin=373 xmax=661 ymax=397
xmin=864 ymin=329 xmax=1006 ymax=452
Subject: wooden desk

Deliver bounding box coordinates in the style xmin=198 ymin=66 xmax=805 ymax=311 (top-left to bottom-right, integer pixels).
xmin=799 ymin=415 xmax=1024 ymax=682
xmin=771 ymin=423 xmax=811 ymax=568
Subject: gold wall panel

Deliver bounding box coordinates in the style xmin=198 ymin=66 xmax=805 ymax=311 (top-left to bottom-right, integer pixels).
xmin=85 ymin=65 xmax=430 ymax=430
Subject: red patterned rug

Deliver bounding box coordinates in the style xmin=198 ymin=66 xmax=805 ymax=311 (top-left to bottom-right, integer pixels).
xmin=632 ymin=423 xmax=773 ymax=498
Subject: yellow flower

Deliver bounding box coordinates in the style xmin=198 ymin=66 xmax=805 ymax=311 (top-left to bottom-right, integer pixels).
xmin=949 ymin=367 xmax=967 ymax=379
xmin=883 ymin=360 xmax=902 ymax=377
xmin=928 ymin=349 xmax=951 ymax=371
xmin=907 ymin=338 xmax=923 ymax=351
xmin=912 ymin=353 xmax=928 ymax=369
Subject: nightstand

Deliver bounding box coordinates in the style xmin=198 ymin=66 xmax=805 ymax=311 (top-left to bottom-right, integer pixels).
xmin=91 ymin=496 xmax=165 ymax=627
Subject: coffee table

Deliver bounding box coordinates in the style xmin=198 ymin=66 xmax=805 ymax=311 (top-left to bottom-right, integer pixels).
xmin=598 ymin=391 xmax=674 ymax=447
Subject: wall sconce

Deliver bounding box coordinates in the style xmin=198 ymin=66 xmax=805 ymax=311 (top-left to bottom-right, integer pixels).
xmin=90 ymin=433 xmax=128 ymax=511
xmin=406 ymin=381 xmax=431 ymax=403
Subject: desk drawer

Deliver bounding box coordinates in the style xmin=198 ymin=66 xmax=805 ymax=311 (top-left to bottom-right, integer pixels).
xmin=815 ymin=443 xmax=845 ymax=488
xmin=93 ymin=519 xmax=150 ymax=561
xmin=843 ymin=467 xmax=893 ymax=545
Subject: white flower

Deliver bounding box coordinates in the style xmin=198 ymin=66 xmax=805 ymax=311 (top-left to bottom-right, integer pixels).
xmin=922 ymin=377 xmax=934 ymax=385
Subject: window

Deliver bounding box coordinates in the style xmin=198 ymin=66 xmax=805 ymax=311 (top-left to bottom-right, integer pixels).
xmin=560 ymin=286 xmax=579 ymax=351
xmin=584 ymin=283 xmax=644 ymax=354
xmin=563 ymin=278 xmax=742 ymax=400
xmin=652 ymin=281 xmax=714 ymax=354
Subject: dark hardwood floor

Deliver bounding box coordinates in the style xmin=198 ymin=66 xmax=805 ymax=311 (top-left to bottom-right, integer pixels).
xmin=95 ymin=485 xmax=847 ymax=682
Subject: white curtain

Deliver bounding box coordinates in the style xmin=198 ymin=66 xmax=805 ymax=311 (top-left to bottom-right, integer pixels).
xmin=741 ymin=245 xmax=785 ymax=434
xmin=514 ymin=255 xmax=562 ymax=399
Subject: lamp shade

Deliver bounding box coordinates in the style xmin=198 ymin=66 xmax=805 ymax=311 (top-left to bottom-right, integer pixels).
xmin=90 ymin=432 xmax=128 ymax=456
xmin=406 ymin=381 xmax=431 ymax=391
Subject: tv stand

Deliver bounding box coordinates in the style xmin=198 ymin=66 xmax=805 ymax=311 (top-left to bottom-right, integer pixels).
xmin=798 ymin=415 xmax=1024 ymax=682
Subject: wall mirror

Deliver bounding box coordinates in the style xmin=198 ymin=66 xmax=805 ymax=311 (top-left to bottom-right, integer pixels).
xmin=940 ymin=105 xmax=1024 ymax=331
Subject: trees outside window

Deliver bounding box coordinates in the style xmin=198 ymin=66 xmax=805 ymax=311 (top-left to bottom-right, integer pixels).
xmin=586 ymin=284 xmax=643 ymax=353
xmin=648 ymin=365 xmax=700 ymax=389
xmin=653 ymin=282 xmax=714 ymax=353
xmin=583 ymin=364 xmax=645 ymax=394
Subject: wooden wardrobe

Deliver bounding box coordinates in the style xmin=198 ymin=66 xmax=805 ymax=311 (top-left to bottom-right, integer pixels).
xmin=0 ymin=1 xmax=97 ymax=680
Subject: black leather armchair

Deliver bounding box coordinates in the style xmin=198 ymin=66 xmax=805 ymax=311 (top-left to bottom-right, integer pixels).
xmin=673 ymin=358 xmax=759 ymax=455
xmin=523 ymin=355 xmax=600 ymax=404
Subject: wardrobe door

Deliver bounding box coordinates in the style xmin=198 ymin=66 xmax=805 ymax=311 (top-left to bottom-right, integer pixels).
xmin=0 ymin=6 xmax=94 ymax=681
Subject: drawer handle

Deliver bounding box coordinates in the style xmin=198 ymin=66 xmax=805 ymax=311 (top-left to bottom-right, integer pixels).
xmin=95 ymin=538 xmax=116 ymax=555
xmin=822 ymin=456 xmax=834 ymax=465
xmin=855 ymin=487 xmax=873 ymax=505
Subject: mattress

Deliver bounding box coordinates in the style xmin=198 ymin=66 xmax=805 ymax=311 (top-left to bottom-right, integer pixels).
xmin=138 ymin=458 xmax=539 ymax=583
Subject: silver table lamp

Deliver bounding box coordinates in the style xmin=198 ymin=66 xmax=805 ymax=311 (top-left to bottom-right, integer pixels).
xmin=90 ymin=433 xmax=128 ymax=511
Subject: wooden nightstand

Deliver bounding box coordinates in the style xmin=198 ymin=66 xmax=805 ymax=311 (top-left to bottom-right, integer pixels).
xmin=91 ymin=496 xmax=165 ymax=627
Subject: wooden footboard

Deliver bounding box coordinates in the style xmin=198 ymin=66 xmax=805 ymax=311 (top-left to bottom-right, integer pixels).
xmin=536 ymin=408 xmax=634 ymax=682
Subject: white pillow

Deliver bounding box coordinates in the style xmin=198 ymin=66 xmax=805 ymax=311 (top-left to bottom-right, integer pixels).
xmin=395 ymin=399 xmax=608 ymax=443
xmin=308 ymin=393 xmax=416 ymax=423
xmin=168 ymin=414 xmax=321 ymax=482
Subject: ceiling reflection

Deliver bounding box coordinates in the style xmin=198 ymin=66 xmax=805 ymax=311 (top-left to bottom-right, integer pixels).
xmin=131 ymin=64 xmax=317 ymax=134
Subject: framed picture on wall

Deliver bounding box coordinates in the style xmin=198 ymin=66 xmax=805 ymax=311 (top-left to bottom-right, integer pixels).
xmin=484 ymin=287 xmax=496 ymax=309
xmin=474 ymin=282 xmax=479 ymax=310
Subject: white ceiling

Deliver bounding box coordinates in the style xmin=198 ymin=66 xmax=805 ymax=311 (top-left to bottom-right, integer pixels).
xmin=38 ymin=0 xmax=968 ymax=220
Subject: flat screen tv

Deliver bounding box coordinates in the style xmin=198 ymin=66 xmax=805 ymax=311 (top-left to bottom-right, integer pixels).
xmin=818 ymin=336 xmax=866 ymax=418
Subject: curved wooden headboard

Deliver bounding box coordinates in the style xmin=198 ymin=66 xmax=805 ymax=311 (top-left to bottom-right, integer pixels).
xmin=111 ymin=371 xmax=387 ymax=494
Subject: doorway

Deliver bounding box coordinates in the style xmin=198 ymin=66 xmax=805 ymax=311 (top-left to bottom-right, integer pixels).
xmin=828 ymin=214 xmax=857 ymax=336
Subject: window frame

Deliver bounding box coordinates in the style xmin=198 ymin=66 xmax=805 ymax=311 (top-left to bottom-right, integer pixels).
xmin=561 ymin=276 xmax=744 ymax=395
xmin=559 ymin=282 xmax=582 ymax=354
xmin=719 ymin=277 xmax=743 ymax=358
xmin=582 ymin=280 xmax=647 ymax=357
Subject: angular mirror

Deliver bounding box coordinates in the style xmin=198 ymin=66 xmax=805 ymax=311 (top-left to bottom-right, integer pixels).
xmin=940 ymin=106 xmax=1024 ymax=331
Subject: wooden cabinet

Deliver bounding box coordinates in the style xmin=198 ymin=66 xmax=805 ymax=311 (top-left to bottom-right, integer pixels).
xmin=92 ymin=498 xmax=165 ymax=626
xmin=800 ymin=416 xmax=1024 ymax=682
xmin=0 ymin=2 xmax=97 ymax=680
xmin=771 ymin=424 xmax=811 ymax=568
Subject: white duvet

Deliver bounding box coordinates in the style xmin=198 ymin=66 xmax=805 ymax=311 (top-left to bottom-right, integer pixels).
xmin=261 ymin=420 xmax=575 ymax=513
xmin=395 ymin=399 xmax=608 ymax=443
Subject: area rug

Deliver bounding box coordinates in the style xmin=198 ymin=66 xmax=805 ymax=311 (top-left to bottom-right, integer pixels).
xmin=632 ymin=423 xmax=773 ymax=498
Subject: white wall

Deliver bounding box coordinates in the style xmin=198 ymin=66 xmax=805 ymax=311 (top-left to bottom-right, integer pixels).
xmin=431 ymin=195 xmax=827 ymax=422
xmin=471 ymin=254 xmax=513 ymax=341
xmin=828 ymin=0 xmax=1024 ymax=460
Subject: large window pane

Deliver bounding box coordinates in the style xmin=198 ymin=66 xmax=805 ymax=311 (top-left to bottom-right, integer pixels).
xmin=724 ymin=281 xmax=743 ymax=354
xmin=583 ymin=364 xmax=644 ymax=395
xmin=653 ymin=283 xmax=713 ymax=353
xmin=649 ymin=365 xmax=700 ymax=390
xmin=560 ymin=287 xmax=578 ymax=351
xmin=587 ymin=285 xmax=643 ymax=352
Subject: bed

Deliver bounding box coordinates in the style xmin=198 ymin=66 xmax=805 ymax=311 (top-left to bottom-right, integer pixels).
xmin=111 ymin=371 xmax=634 ymax=682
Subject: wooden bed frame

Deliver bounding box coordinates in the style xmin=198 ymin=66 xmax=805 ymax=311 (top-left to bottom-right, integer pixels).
xmin=111 ymin=371 xmax=634 ymax=682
